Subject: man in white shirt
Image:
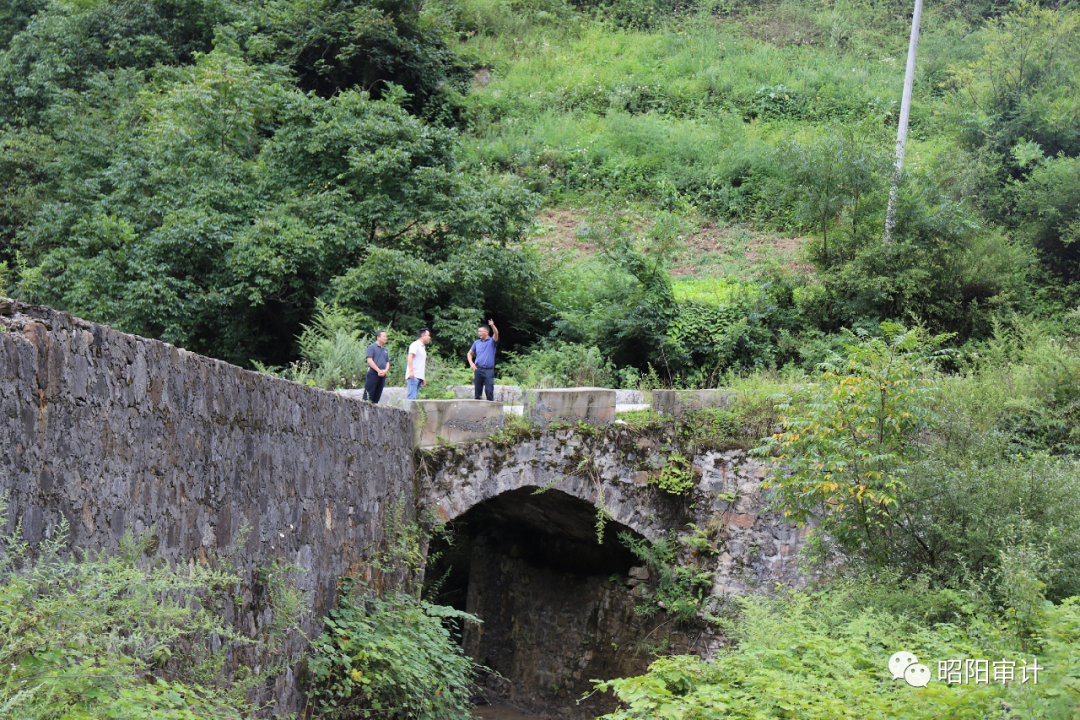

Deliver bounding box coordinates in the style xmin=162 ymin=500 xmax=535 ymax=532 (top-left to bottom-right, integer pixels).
xmin=406 ymin=328 xmax=431 ymax=400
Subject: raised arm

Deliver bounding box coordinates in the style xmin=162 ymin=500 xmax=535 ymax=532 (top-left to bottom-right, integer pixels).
xmin=489 ymin=319 xmax=499 ymax=342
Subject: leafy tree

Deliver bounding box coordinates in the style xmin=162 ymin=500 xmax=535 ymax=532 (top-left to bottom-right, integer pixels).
xmin=15 ymin=37 xmax=535 ymax=365
xmin=770 ymin=122 xmax=891 ymax=267
xmin=0 ymin=0 xmax=44 ymax=49
xmin=0 ymin=0 xmax=228 ymax=126
xmin=753 ymin=324 xmax=947 ymax=563
xmin=950 ymin=2 xmax=1080 ymax=170
xmin=247 ymin=0 xmax=471 ymax=120
xmin=1012 ymin=154 xmax=1080 ymax=282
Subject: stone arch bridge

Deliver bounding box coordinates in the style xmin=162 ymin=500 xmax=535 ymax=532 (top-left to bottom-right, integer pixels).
xmin=0 ymin=299 xmax=807 ymax=718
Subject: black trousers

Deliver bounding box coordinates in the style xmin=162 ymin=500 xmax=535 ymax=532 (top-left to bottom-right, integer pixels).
xmin=364 ymin=369 xmax=385 ymax=403
xmin=474 ymin=367 xmax=495 ymax=401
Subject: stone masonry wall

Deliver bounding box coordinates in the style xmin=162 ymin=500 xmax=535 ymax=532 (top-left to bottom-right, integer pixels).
xmin=426 ymin=427 xmax=811 ymax=596
xmin=0 ymin=299 xmax=415 ymax=714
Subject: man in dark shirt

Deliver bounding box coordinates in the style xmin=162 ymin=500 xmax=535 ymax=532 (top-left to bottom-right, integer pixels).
xmin=364 ymin=331 xmax=390 ymax=403
xmin=467 ymin=319 xmax=499 ymax=401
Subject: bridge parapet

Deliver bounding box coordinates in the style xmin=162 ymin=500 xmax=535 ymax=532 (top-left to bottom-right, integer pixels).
xmin=529 ymin=387 xmax=616 ymax=427
xmin=652 ymin=388 xmax=740 ymax=416
xmin=406 ymin=399 xmax=503 ymax=447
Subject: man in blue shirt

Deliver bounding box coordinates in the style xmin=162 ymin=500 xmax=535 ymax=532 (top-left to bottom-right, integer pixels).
xmin=364 ymin=331 xmax=390 ymax=403
xmin=467 ymin=319 xmax=499 ymax=401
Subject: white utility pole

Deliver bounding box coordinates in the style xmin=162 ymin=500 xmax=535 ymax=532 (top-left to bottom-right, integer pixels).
xmin=883 ymin=0 xmax=923 ymax=243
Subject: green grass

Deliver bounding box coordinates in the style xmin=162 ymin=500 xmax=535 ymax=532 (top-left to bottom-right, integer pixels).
xmin=447 ymin=0 xmax=987 ymax=222
xmin=672 ymin=276 xmax=755 ymax=305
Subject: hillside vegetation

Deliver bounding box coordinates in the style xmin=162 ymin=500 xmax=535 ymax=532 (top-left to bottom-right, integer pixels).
xmin=1 ymin=0 xmax=1078 ymax=379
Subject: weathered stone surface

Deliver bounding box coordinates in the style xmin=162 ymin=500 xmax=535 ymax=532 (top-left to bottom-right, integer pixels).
xmin=530 ymin=388 xmax=616 ymax=427
xmin=406 ymin=399 xmax=503 ymax=447
xmin=652 ymin=389 xmax=739 ymax=416
xmin=614 ymin=389 xmax=647 ymax=404
xmin=447 ymin=384 xmax=525 ymax=403
xmin=338 ymin=386 xmax=408 ymax=407
xmin=0 ymin=299 xmax=415 ymax=715
xmin=425 ymin=429 xmax=810 ymax=602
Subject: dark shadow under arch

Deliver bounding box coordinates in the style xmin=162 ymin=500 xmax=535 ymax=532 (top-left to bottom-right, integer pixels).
xmin=425 ymin=486 xmax=643 ymax=611
xmin=423 ymin=488 xmax=657 ymax=719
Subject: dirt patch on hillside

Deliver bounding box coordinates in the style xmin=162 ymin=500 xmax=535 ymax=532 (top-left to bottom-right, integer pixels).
xmin=529 ymin=208 xmax=814 ymax=278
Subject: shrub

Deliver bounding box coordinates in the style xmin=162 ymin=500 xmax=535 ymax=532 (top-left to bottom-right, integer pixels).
xmin=949 ymin=317 xmax=1080 ymax=455
xmin=0 ymin=497 xmax=303 ymax=719
xmin=254 ymin=300 xmax=402 ymax=390
xmin=619 ymin=531 xmax=714 ymax=625
xmin=819 ymin=175 xmax=1028 ymax=338
xmin=594 ymin=581 xmax=1080 ymax=720
xmin=886 ymin=443 xmax=1080 ymax=603
xmin=549 ymin=211 xmax=679 ymax=372
xmin=307 ymin=581 xmax=480 ymax=720
xmin=502 ymin=341 xmax=616 ymax=388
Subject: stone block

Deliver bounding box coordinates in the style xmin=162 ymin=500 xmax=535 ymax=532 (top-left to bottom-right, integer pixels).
xmin=407 ymin=399 xmax=503 ymax=447
xmin=614 ymin=389 xmax=646 ymax=404
xmin=337 ymin=386 xmax=408 ymax=407
xmin=446 ymin=384 xmax=525 ymax=404
xmin=651 ymin=389 xmax=738 ymax=416
xmin=530 ymin=388 xmax=615 ymax=427
xmin=730 ymin=513 xmax=756 ymax=529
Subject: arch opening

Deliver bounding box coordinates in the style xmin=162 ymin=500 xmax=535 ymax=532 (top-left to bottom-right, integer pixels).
xmin=425 ymin=487 xmax=690 ymax=719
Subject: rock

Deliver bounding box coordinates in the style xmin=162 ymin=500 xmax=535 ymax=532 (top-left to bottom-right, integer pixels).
xmin=629 ymin=566 xmax=649 ymax=580
xmin=730 ymin=513 xmax=756 ymax=529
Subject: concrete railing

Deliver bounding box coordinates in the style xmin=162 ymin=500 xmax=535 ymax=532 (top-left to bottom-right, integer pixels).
xmin=406 ymin=399 xmax=504 ymax=447
xmin=529 ymin=388 xmax=616 ymax=428
xmin=652 ymin=389 xmax=739 ymax=416
xmin=337 ymin=385 xmax=747 ymax=447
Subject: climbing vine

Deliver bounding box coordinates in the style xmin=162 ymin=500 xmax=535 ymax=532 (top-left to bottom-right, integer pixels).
xmin=619 ymin=530 xmax=715 ymax=626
